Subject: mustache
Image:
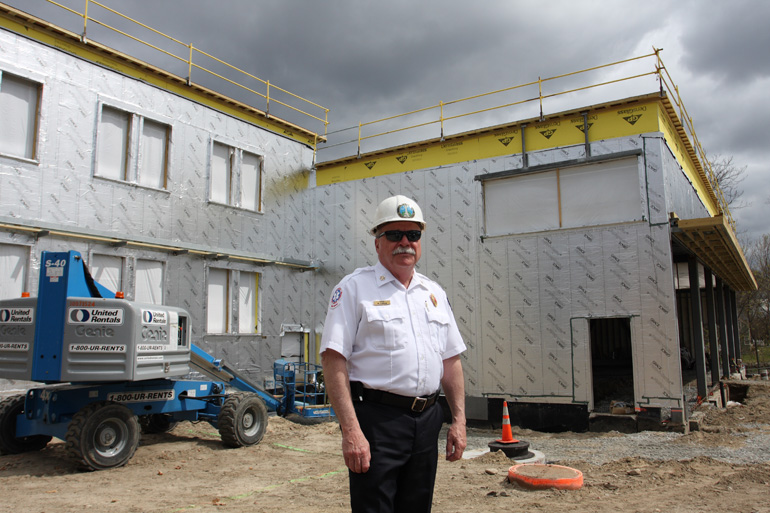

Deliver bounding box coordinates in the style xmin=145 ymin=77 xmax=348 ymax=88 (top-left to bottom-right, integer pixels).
xmin=393 ymin=246 xmax=416 ymax=256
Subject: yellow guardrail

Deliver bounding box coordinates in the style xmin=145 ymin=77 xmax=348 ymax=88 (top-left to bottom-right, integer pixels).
xmin=654 ymin=52 xmax=735 ymax=232
xmin=319 ymin=49 xmax=734 ymax=233
xmin=41 ymin=0 xmax=328 ymax=137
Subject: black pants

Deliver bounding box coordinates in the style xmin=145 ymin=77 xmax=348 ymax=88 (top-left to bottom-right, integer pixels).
xmin=349 ymin=399 xmax=444 ymax=513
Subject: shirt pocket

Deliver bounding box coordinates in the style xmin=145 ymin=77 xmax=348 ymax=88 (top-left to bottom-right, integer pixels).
xmin=425 ymin=307 xmax=449 ymax=354
xmin=364 ymin=305 xmax=408 ymax=350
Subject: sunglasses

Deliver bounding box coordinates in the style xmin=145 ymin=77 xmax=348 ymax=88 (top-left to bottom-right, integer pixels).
xmin=376 ymin=230 xmax=422 ymax=242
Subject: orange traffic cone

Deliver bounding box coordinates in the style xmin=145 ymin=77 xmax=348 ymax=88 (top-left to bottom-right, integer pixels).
xmin=496 ymin=401 xmax=519 ymax=444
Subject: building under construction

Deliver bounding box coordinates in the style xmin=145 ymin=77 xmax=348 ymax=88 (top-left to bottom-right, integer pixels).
xmin=0 ymin=1 xmax=755 ymax=431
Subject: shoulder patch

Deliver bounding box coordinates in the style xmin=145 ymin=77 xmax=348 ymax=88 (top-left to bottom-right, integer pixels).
xmin=330 ymin=287 xmax=342 ymax=309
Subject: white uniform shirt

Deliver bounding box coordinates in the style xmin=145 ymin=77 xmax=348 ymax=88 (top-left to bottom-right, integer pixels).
xmin=320 ymin=261 xmax=466 ymax=397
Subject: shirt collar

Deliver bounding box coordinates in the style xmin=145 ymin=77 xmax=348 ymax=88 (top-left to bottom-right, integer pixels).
xmin=373 ymin=261 xmax=425 ymax=290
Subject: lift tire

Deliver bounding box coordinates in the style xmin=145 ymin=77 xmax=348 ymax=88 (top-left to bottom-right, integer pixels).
xmin=0 ymin=395 xmax=52 ymax=455
xmin=139 ymin=414 xmax=179 ymax=434
xmin=218 ymin=393 xmax=268 ymax=448
xmin=66 ymin=401 xmax=140 ymax=471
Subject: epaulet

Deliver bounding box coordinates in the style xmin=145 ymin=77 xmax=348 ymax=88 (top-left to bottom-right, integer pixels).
xmin=337 ymin=265 xmax=374 ymax=286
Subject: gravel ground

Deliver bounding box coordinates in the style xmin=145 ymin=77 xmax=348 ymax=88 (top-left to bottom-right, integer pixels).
xmin=464 ymin=427 xmax=770 ymax=465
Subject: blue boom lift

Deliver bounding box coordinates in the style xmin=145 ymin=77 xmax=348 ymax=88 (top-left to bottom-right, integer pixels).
xmin=0 ymin=251 xmax=332 ymax=470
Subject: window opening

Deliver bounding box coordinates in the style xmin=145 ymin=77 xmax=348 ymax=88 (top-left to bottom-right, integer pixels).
xmin=211 ymin=142 xmax=233 ymax=205
xmin=138 ymin=118 xmax=169 ymax=189
xmin=97 ymin=106 xmax=131 ymax=180
xmin=89 ymin=254 xmax=123 ymax=295
xmin=96 ymin=104 xmax=170 ymax=189
xmin=207 ymin=268 xmax=260 ymax=334
xmin=0 ymin=72 xmax=41 ymax=160
xmin=0 ymin=244 xmax=29 ymax=299
xmin=238 ymin=271 xmax=259 ymax=334
xmin=136 ymin=259 xmax=164 ymax=304
xmin=483 ymin=157 xmax=641 ymax=237
xmin=210 ymin=142 xmax=263 ymax=212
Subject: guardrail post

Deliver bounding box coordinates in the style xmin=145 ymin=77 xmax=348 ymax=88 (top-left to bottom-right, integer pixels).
xmin=81 ymin=0 xmax=89 ymax=43
xmin=265 ymin=81 xmax=270 ymax=118
xmin=187 ymin=43 xmax=193 ymax=86
xmin=538 ymin=77 xmax=544 ymax=121
xmin=440 ymin=101 xmax=445 ymax=141
xmin=357 ymin=123 xmax=362 ymax=158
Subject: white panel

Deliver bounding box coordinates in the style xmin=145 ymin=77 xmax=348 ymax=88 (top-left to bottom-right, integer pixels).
xmin=90 ymin=254 xmax=122 ymax=294
xmin=138 ymin=119 xmax=167 ymax=189
xmin=484 ymin=171 xmax=559 ymax=236
xmin=238 ymin=271 xmax=257 ymax=333
xmin=207 ymin=268 xmax=228 ymax=333
xmin=479 ymin=238 xmax=511 ymax=395
xmin=240 ymin=151 xmax=260 ymax=211
xmin=560 ymin=158 xmax=641 ymax=228
xmin=570 ymin=318 xmax=591 ymax=406
xmin=210 ymin=142 xmax=231 ymax=204
xmin=0 ymin=73 xmax=38 ymax=159
xmin=97 ymin=107 xmax=129 ymax=180
xmin=0 ymin=244 xmax=28 ymax=299
xmin=136 ymin=259 xmax=163 ymax=304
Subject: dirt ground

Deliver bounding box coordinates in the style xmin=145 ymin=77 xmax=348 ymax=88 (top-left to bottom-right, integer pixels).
xmin=2 ymin=383 xmax=770 ymax=513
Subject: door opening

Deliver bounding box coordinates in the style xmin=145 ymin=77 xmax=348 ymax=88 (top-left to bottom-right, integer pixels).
xmin=590 ymin=317 xmax=634 ymax=412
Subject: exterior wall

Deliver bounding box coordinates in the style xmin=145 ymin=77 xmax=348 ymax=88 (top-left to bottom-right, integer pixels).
xmin=311 ymin=134 xmax=694 ymax=418
xmin=0 ymin=28 xmax=316 ymax=385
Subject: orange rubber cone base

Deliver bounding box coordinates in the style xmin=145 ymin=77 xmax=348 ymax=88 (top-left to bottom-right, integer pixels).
xmin=508 ymin=463 xmax=583 ymax=490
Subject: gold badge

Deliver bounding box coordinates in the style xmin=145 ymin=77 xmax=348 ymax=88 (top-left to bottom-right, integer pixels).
xmin=430 ymin=294 xmax=437 ymax=307
xmin=373 ymin=300 xmax=391 ymax=306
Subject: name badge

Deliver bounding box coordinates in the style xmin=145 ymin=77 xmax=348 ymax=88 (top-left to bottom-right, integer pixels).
xmin=373 ymin=300 xmax=391 ymax=306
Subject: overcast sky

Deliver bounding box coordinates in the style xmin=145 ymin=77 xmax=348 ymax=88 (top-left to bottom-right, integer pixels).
xmin=9 ymin=0 xmax=770 ymax=244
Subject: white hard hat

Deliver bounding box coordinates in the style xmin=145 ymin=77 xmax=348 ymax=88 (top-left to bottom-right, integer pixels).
xmin=370 ymin=195 xmax=425 ymax=235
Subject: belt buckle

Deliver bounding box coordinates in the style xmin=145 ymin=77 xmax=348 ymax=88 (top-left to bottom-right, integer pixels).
xmin=411 ymin=396 xmax=428 ymax=412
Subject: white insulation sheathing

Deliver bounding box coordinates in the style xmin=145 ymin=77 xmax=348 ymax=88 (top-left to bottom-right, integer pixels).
xmin=0 ymin=28 xmax=316 ymax=384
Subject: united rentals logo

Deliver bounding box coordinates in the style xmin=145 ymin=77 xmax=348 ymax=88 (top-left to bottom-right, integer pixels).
xmin=0 ymin=308 xmax=33 ymax=323
xmin=142 ymin=310 xmax=167 ymax=325
xmin=396 ymin=156 xmax=408 ymax=164
xmin=498 ymin=137 xmax=514 ymax=146
xmin=364 ymin=161 xmax=377 ymax=169
xmin=68 ymin=308 xmax=124 ymax=325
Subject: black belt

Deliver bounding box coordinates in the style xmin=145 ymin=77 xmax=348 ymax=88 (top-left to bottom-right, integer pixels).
xmin=350 ymin=381 xmax=439 ymax=413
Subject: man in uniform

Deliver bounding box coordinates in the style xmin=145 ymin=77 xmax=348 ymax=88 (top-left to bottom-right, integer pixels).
xmin=321 ymin=195 xmax=466 ymax=513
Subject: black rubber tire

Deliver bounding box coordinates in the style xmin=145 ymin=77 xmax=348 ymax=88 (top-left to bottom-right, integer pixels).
xmin=218 ymin=393 xmax=268 ymax=448
xmin=138 ymin=413 xmax=178 ymax=434
xmin=65 ymin=401 xmax=140 ymax=471
xmin=0 ymin=395 xmax=52 ymax=455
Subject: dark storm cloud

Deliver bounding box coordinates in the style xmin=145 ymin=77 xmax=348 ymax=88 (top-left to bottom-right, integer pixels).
xmin=679 ymin=0 xmax=770 ymax=83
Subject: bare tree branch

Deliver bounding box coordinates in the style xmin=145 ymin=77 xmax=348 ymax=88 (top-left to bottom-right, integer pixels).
xmin=709 ymin=154 xmax=748 ymax=210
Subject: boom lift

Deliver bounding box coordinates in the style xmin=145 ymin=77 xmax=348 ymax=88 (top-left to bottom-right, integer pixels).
xmin=0 ymin=251 xmax=332 ymax=470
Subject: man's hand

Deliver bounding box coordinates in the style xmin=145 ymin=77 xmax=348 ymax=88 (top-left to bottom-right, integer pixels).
xmin=321 ymin=349 xmax=371 ymax=473
xmin=441 ymin=355 xmax=467 ymax=462
xmin=342 ymin=426 xmax=371 ymax=473
xmin=445 ymin=421 xmax=466 ymax=461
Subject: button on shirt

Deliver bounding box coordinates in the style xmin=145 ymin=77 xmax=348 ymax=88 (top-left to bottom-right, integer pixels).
xmin=320 ymin=261 xmax=466 ymax=397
